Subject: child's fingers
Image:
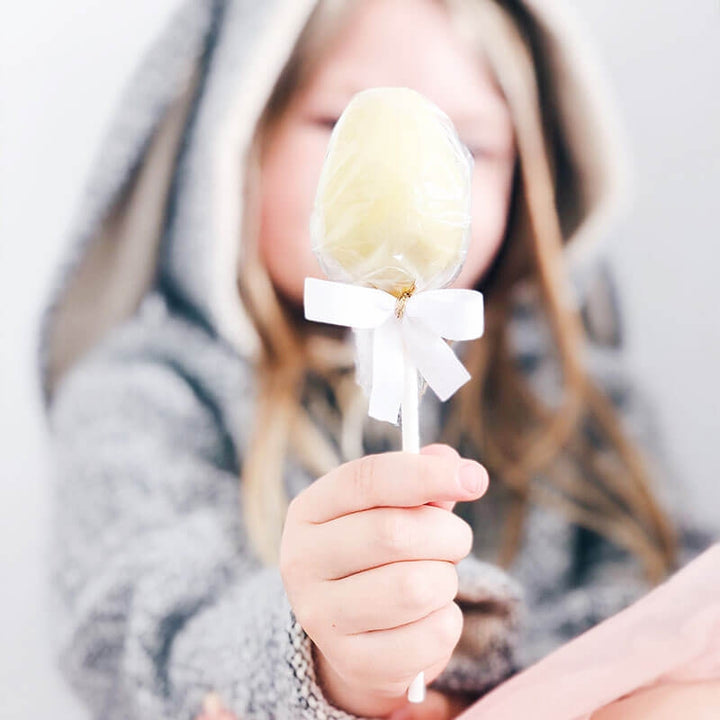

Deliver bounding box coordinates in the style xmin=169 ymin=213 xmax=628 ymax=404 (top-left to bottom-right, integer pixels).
xmin=317 ymin=559 xmax=458 ymax=634
xmin=330 ymin=601 xmax=463 ymax=694
xmin=420 ymin=443 xmax=460 ymax=460
xmin=420 ymin=445 xmax=461 ymax=512
xmin=311 ymin=504 xmax=473 ymax=580
xmin=295 ymin=450 xmax=487 ymax=524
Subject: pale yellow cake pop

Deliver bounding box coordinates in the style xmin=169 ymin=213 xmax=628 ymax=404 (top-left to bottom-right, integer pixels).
xmin=310 ymin=87 xmax=473 ymax=297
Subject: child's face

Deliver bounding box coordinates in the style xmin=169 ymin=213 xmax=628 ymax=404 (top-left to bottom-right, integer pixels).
xmin=259 ymin=0 xmax=516 ymax=305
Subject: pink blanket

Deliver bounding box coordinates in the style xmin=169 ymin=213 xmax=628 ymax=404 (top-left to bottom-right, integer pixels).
xmin=461 ymin=544 xmax=720 ymax=719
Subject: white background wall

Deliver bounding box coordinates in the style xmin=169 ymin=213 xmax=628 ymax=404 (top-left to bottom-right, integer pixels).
xmin=1 ymin=1 xmax=717 ymax=717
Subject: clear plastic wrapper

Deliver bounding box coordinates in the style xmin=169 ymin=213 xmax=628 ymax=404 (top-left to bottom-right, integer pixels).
xmin=310 ymin=87 xmax=473 ymax=297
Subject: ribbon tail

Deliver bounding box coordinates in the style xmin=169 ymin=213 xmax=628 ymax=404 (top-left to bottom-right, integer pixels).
xmin=403 ymin=319 xmax=471 ymax=402
xmin=368 ymin=317 xmax=404 ymax=424
xmin=353 ymin=328 xmax=374 ymax=399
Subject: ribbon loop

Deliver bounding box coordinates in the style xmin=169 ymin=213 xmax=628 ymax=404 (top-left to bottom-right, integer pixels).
xmin=304 ymin=278 xmax=484 ymax=423
xmin=304 ymin=278 xmax=395 ymax=328
xmin=405 ymin=289 xmax=484 ymax=340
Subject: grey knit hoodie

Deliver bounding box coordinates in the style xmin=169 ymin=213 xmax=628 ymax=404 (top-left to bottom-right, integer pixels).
xmin=37 ymin=1 xmax=716 ymax=718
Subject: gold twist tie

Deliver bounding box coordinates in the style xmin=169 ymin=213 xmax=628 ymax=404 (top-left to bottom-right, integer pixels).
xmin=394 ymin=286 xmax=415 ymax=319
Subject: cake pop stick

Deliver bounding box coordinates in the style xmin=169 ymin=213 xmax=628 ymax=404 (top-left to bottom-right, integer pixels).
xmin=304 ymin=87 xmax=484 ymax=704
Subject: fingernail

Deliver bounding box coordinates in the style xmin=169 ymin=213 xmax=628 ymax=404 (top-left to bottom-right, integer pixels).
xmin=458 ymin=460 xmax=486 ymax=495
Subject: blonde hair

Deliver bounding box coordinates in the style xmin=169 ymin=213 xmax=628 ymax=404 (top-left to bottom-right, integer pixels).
xmin=238 ymin=0 xmax=677 ymax=582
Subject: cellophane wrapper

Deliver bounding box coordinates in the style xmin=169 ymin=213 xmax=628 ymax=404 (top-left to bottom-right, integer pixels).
xmin=310 ymin=87 xmax=473 ymax=297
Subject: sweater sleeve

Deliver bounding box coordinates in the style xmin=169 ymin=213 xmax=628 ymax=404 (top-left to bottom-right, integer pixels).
xmin=427 ymin=554 xmax=522 ymax=698
xmin=48 ymin=346 xmax=372 ymax=720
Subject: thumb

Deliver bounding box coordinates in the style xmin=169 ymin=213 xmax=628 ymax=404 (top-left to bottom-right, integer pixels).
xmin=388 ymin=689 xmax=470 ymax=720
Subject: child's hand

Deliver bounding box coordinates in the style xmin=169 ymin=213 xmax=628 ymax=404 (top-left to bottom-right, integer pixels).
xmin=279 ymin=444 xmax=488 ymax=718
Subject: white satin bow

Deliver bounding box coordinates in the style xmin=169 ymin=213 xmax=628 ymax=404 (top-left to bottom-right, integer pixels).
xmin=304 ymin=277 xmax=484 ymax=423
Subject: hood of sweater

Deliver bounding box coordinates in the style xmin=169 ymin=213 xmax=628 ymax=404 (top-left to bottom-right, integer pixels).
xmin=38 ymin=0 xmax=628 ymax=405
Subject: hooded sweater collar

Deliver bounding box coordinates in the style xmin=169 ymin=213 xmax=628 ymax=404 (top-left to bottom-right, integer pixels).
xmin=38 ymin=0 xmax=627 ymax=406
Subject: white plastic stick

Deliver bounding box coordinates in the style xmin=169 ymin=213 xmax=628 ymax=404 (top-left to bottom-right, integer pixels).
xmin=401 ymin=353 xmax=420 ymax=454
xmin=401 ymin=352 xmax=425 ymax=704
